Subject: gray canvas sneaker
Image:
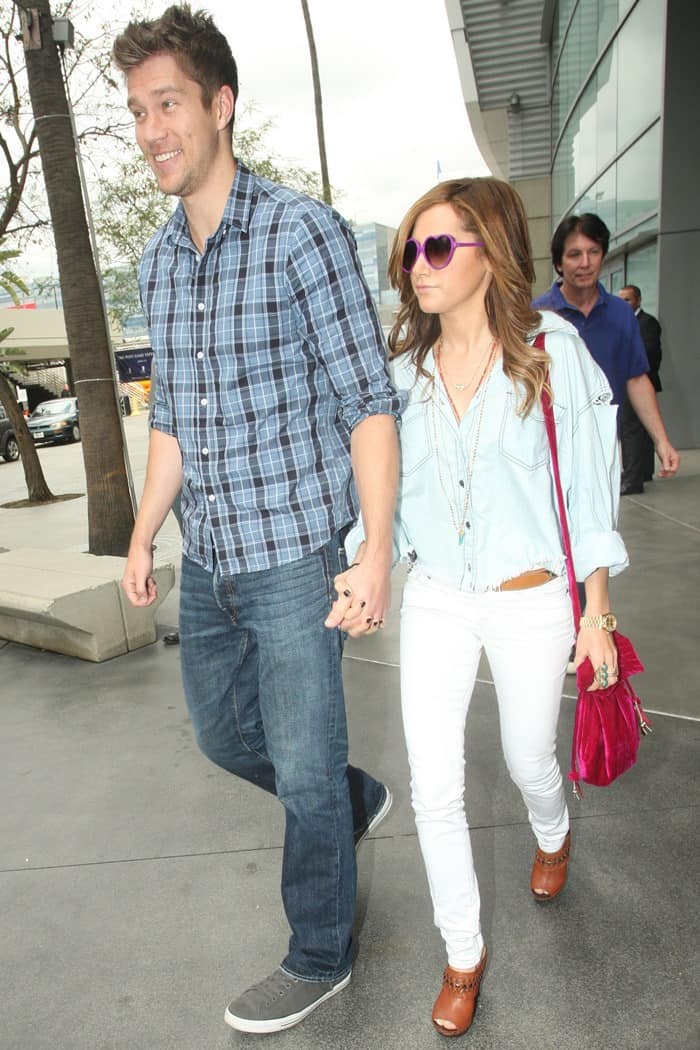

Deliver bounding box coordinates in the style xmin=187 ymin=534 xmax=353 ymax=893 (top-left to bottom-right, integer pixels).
xmin=224 ymin=967 xmax=352 ymax=1033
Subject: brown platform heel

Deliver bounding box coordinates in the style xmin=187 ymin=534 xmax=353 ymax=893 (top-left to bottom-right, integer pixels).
xmin=431 ymin=946 xmax=487 ymax=1037
xmin=530 ymin=830 xmax=571 ymax=901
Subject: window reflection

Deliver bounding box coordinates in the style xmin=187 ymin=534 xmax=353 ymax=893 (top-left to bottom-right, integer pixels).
xmin=573 ymin=79 xmax=598 ymax=195
xmin=617 ymin=0 xmax=664 ymax=146
xmin=579 ymin=0 xmax=599 ymax=81
xmin=584 ymin=168 xmax=616 ymax=232
xmin=551 ymin=0 xmax=664 ymax=232
xmin=616 ymin=123 xmax=660 ymax=232
xmin=553 ymin=0 xmax=578 ymax=68
xmin=598 ymin=0 xmax=620 ymax=49
xmin=626 ymin=241 xmax=658 ymax=315
xmin=596 ymin=49 xmax=617 ymax=169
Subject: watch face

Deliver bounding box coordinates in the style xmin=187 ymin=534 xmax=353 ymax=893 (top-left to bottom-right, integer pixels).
xmin=604 ymin=614 xmax=617 ymax=631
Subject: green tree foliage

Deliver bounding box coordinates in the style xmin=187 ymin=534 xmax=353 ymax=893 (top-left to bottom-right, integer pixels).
xmin=0 ymin=0 xmax=136 ymax=248
xmin=0 ymin=244 xmax=29 ymax=301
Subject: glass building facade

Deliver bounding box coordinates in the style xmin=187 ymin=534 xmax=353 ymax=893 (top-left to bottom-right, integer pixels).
xmin=551 ymin=0 xmax=664 ymax=310
xmin=448 ymin=0 xmax=699 ymax=444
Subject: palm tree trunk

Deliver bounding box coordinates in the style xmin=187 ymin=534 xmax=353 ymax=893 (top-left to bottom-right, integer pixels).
xmin=21 ymin=1 xmax=135 ymax=555
xmin=300 ymin=0 xmax=332 ymax=206
xmin=0 ymin=373 xmax=54 ymax=501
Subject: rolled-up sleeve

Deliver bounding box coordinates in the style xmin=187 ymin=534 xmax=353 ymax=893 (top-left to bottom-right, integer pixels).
xmin=149 ymin=363 xmax=176 ymax=436
xmin=285 ymin=205 xmax=405 ymax=430
xmin=138 ymin=258 xmax=175 ymax=437
xmin=555 ymin=334 xmax=629 ymax=579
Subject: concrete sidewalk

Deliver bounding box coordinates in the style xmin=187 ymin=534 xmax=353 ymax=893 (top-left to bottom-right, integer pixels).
xmin=1 ymin=416 xmax=698 ymax=1049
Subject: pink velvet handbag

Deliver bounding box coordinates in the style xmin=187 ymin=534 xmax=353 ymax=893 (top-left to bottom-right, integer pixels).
xmin=536 ymin=333 xmax=652 ymax=797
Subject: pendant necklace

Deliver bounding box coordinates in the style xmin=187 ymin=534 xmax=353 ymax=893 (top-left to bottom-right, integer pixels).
xmin=431 ymin=342 xmax=497 ymax=544
xmin=437 ymin=336 xmax=496 ymax=391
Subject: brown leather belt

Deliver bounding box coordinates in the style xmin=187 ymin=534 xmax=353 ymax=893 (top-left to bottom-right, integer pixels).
xmin=498 ymin=569 xmax=555 ymax=591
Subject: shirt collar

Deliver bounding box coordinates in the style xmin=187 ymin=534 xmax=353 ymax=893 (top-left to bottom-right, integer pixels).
xmin=220 ymin=161 xmax=256 ymax=233
xmin=551 ymin=278 xmax=607 ymax=314
xmin=165 ymin=160 xmax=257 ymax=249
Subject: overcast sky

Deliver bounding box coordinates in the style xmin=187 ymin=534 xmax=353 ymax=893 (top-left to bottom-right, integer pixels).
xmin=212 ymin=0 xmax=490 ymax=225
xmin=21 ymin=0 xmax=489 ymax=276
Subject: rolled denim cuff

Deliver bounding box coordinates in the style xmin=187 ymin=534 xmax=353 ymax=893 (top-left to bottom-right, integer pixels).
xmin=573 ymin=530 xmax=629 ymax=581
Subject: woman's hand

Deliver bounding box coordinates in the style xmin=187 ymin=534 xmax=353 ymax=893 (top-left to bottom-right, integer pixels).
xmin=325 ymin=541 xmax=391 ymax=637
xmin=574 ymin=626 xmax=619 ymax=691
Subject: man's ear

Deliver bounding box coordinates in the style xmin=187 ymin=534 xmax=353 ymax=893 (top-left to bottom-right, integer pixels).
xmin=216 ymin=85 xmax=235 ymax=129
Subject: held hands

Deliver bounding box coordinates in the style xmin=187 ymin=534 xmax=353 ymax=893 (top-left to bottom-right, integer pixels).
xmin=121 ymin=545 xmax=158 ymax=607
xmin=325 ymin=541 xmax=391 ymax=637
xmin=574 ymin=626 xmax=619 ymax=692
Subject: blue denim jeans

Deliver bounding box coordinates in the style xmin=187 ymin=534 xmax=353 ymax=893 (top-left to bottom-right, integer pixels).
xmin=178 ymin=533 xmax=384 ymax=981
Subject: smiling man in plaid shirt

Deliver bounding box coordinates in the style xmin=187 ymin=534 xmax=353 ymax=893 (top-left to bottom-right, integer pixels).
xmin=115 ymin=5 xmax=402 ymax=1034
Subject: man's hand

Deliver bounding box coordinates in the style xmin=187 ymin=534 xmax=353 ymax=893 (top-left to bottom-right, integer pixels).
xmin=121 ymin=545 xmax=158 ymax=607
xmin=325 ymin=543 xmax=391 ymax=637
xmin=654 ymin=438 xmax=680 ymax=478
xmin=626 ymin=374 xmax=680 ymax=479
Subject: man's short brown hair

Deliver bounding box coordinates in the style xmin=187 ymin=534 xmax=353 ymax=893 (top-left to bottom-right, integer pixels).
xmin=112 ymin=4 xmax=238 ymax=125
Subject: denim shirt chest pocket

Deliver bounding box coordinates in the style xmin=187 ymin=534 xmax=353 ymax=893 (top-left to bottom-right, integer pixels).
xmin=399 ymin=400 xmax=432 ymax=478
xmin=498 ymin=391 xmax=563 ymax=471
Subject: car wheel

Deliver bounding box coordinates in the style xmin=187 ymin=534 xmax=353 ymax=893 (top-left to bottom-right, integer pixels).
xmin=71 ymin=424 xmax=80 ymax=442
xmin=3 ymin=435 xmax=19 ymax=461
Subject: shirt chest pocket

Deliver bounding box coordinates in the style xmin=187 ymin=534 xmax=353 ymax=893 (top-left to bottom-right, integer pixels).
xmin=399 ymin=402 xmax=432 ymax=477
xmin=498 ymin=392 xmax=557 ymax=471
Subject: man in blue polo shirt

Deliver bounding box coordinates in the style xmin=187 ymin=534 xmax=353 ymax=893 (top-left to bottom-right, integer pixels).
xmin=533 ymin=213 xmax=679 ymax=488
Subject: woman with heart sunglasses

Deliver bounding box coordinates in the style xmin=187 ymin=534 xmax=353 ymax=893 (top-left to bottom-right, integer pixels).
xmin=341 ymin=178 xmax=627 ymax=1037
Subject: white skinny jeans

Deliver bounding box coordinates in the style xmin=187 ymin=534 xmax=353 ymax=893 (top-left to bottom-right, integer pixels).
xmin=400 ymin=570 xmax=574 ymax=969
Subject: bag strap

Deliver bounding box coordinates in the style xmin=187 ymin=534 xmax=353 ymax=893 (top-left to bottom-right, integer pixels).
xmin=536 ymin=332 xmax=587 ymax=794
xmin=535 ymin=331 xmax=582 ymax=626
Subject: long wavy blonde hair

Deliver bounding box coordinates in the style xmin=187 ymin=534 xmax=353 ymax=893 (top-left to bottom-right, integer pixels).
xmin=388 ymin=178 xmax=548 ymax=416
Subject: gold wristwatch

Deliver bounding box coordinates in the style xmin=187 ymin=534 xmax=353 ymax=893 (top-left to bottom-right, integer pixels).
xmin=579 ymin=613 xmax=617 ymax=632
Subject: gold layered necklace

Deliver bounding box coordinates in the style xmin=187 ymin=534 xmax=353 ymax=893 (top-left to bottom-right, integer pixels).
xmin=430 ymin=342 xmax=497 ymax=544
xmin=437 ymin=336 xmax=496 ymax=392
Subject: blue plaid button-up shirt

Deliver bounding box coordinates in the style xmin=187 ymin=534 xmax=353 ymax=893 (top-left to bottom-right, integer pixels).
xmin=139 ymin=162 xmax=403 ymax=575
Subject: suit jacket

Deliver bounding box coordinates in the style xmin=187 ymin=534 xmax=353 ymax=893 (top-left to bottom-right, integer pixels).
xmin=637 ymin=309 xmax=662 ymax=392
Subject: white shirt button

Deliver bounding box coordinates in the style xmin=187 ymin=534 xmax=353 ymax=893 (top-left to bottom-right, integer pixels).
xmin=197 ymin=302 xmax=205 ymax=312
xmin=202 ymin=448 xmax=209 ymax=456
xmin=208 ymin=494 xmax=215 ymax=502
xmin=196 ymin=351 xmax=203 ymax=359
xmin=200 ymin=397 xmax=207 ymax=406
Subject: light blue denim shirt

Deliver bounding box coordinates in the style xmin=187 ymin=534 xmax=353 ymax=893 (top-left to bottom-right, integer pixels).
xmin=346 ymin=311 xmax=628 ymax=590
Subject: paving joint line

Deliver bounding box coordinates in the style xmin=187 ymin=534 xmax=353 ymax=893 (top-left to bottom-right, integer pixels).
xmin=624 ymin=495 xmax=700 ymax=533
xmin=345 ymin=655 xmax=699 ymax=722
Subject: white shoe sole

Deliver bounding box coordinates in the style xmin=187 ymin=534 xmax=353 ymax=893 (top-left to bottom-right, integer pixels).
xmin=356 ymin=786 xmax=393 ymax=850
xmin=224 ymin=971 xmax=351 ymax=1033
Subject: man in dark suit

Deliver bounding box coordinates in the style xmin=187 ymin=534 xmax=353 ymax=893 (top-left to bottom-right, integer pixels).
xmin=617 ymin=285 xmax=663 ymax=494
